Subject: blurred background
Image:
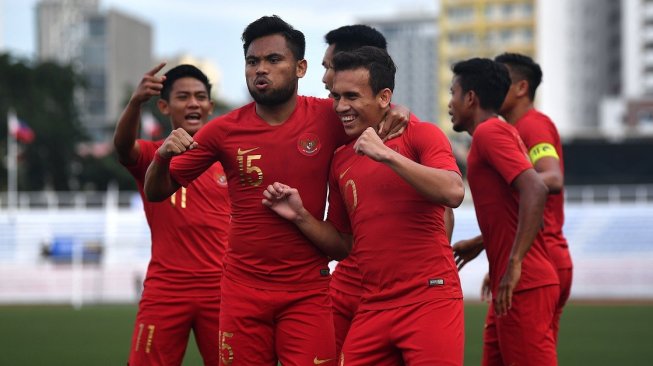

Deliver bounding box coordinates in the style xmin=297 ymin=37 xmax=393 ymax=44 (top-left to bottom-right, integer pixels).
xmin=0 ymin=0 xmax=652 ymax=364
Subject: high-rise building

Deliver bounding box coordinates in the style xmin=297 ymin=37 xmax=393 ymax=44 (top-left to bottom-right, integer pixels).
xmin=363 ymin=13 xmax=439 ymax=124
xmin=80 ymin=10 xmax=152 ymax=140
xmin=36 ymin=0 xmax=152 ymax=141
xmin=438 ymin=0 xmax=536 ymax=132
xmin=36 ymin=0 xmax=99 ymax=65
xmin=439 ymin=0 xmax=620 ymax=138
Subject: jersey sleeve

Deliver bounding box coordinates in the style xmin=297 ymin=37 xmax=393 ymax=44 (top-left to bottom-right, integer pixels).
xmin=407 ymin=121 xmax=461 ymax=175
xmin=123 ymin=139 xmax=158 ymax=182
xmin=518 ymin=117 xmax=560 ymax=165
xmin=170 ymin=121 xmax=222 ymax=187
xmin=325 ymin=163 xmax=352 ymax=235
xmin=475 ymin=122 xmax=532 ymax=185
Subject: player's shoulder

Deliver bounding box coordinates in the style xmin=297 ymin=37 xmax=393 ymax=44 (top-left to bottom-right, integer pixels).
xmin=297 ymin=95 xmax=332 ymax=112
xmin=476 ymin=117 xmax=512 ymax=135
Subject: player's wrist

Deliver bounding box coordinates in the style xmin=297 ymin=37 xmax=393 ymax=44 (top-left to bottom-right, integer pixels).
xmin=154 ymin=150 xmax=172 ymax=164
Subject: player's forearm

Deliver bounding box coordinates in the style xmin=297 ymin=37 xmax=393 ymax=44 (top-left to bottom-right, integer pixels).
xmin=383 ymin=152 xmax=464 ymax=207
xmin=144 ymin=154 xmax=181 ymax=202
xmin=510 ymin=179 xmax=547 ymax=262
xmin=113 ymin=99 xmax=143 ymax=163
xmin=293 ymin=208 xmax=352 ymax=261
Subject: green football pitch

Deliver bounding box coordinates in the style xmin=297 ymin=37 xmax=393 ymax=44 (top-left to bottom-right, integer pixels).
xmin=1 ymin=302 xmax=651 ymax=365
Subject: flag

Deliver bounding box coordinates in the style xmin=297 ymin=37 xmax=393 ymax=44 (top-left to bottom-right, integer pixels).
xmin=141 ymin=111 xmax=162 ymax=139
xmin=8 ymin=111 xmax=35 ymax=144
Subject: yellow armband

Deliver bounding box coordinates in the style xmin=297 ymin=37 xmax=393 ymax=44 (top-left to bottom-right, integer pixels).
xmin=528 ymin=142 xmax=559 ymax=164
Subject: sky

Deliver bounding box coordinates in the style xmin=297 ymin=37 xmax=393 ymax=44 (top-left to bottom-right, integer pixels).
xmin=1 ymin=0 xmax=438 ymax=105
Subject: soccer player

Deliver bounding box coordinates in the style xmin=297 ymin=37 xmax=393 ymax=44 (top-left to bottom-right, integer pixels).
xmin=263 ymin=46 xmax=465 ymax=365
xmin=142 ymin=16 xmax=403 ymax=366
xmin=113 ymin=63 xmax=230 ymax=366
xmin=449 ymin=58 xmax=560 ymax=366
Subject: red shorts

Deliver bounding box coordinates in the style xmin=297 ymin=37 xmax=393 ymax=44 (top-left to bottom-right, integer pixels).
xmin=330 ymin=286 xmax=361 ymax=357
xmin=128 ymin=291 xmax=221 ymax=366
xmin=482 ymin=285 xmax=559 ymax=366
xmin=219 ymin=276 xmax=335 ymax=366
xmin=553 ymin=267 xmax=573 ymax=343
xmin=341 ymin=298 xmax=464 ymax=366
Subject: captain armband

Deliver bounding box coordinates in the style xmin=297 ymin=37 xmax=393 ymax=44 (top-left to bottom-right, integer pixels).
xmin=528 ymin=142 xmax=559 ymax=164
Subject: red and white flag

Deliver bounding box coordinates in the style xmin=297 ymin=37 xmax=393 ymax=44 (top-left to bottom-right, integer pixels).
xmin=8 ymin=110 xmax=35 ymax=144
xmin=141 ymin=111 xmax=162 ymax=139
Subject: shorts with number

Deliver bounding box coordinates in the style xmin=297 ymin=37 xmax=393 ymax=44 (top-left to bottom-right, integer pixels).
xmin=330 ymin=285 xmax=360 ymax=358
xmin=482 ymin=284 xmax=559 ymax=366
xmin=341 ymin=298 xmax=464 ymax=366
xmin=218 ymin=275 xmax=336 ymax=366
xmin=128 ymin=292 xmax=221 ymax=366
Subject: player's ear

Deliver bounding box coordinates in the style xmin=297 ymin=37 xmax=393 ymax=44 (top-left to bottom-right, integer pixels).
xmin=157 ymin=99 xmax=170 ymax=116
xmin=296 ymin=59 xmax=307 ymax=78
xmin=515 ymin=79 xmax=529 ymax=98
xmin=378 ymin=88 xmax=392 ymax=109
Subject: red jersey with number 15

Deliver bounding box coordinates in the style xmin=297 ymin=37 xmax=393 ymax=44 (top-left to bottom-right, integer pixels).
xmin=125 ymin=139 xmax=230 ymax=297
xmin=466 ymin=118 xmax=558 ymax=296
xmin=170 ymin=96 xmax=347 ymax=291
xmin=327 ymin=119 xmax=463 ymax=310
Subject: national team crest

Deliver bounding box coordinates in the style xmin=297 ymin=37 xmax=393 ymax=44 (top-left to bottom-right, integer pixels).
xmin=216 ymin=173 xmax=228 ymax=187
xmin=297 ymin=133 xmax=321 ymax=156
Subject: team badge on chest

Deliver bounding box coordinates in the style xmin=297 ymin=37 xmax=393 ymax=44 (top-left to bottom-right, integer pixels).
xmin=297 ymin=133 xmax=321 ymax=156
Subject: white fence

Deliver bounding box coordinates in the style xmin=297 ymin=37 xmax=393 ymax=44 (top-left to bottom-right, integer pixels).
xmin=1 ymin=189 xmax=653 ymax=306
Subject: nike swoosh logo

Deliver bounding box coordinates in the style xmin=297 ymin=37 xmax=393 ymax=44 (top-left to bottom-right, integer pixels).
xmin=339 ymin=166 xmax=352 ymax=179
xmin=237 ymin=147 xmax=260 ymax=155
xmin=313 ymin=357 xmax=334 ymax=365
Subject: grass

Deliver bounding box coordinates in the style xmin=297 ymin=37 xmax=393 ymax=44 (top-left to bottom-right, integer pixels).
xmin=0 ymin=302 xmax=651 ymax=365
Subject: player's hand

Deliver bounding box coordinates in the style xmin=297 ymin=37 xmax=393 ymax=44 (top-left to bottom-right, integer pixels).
xmin=452 ymin=237 xmax=484 ymax=270
xmin=353 ymin=127 xmax=391 ymax=161
xmin=480 ymin=272 xmax=491 ymax=303
xmin=495 ymin=259 xmax=522 ymax=316
xmin=157 ymin=128 xmax=197 ymax=159
xmin=130 ymin=62 xmax=167 ymax=105
xmin=262 ymin=182 xmax=305 ymax=222
xmin=378 ymin=104 xmax=409 ymax=141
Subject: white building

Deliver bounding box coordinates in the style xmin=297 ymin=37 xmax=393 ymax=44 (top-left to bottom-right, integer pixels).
xmin=363 ymin=13 xmax=439 ymax=124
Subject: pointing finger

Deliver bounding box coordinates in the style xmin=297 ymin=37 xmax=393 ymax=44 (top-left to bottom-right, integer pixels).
xmin=146 ymin=62 xmax=167 ymax=76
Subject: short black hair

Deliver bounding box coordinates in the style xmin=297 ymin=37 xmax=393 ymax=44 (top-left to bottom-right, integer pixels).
xmin=495 ymin=52 xmax=542 ymax=100
xmin=332 ymin=46 xmax=396 ymax=94
xmin=161 ymin=64 xmax=211 ymax=101
xmin=325 ymin=24 xmax=387 ymax=54
xmin=452 ymin=58 xmax=510 ymax=112
xmin=241 ymin=15 xmax=305 ymax=60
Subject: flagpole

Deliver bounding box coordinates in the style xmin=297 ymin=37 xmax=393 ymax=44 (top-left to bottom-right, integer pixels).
xmin=7 ymin=109 xmax=17 ymax=215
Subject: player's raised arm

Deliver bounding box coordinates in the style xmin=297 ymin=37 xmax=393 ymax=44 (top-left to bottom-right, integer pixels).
xmin=263 ymin=182 xmax=352 ymax=260
xmin=144 ymin=128 xmax=197 ymax=201
xmin=113 ymin=62 xmax=166 ymax=165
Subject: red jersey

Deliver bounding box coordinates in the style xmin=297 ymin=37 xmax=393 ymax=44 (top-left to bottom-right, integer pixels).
xmin=327 ymin=119 xmax=463 ymax=310
xmin=515 ymin=109 xmax=573 ymax=270
xmin=170 ymin=96 xmax=347 ymax=290
xmin=466 ymin=118 xmax=558 ymax=295
xmin=125 ymin=139 xmax=230 ymax=297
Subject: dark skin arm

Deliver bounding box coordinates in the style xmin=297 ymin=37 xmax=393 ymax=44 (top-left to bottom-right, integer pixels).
xmin=533 ymin=156 xmax=563 ymax=194
xmin=494 ymin=168 xmax=547 ymax=316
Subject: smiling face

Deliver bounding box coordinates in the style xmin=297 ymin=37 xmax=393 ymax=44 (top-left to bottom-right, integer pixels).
xmin=245 ymin=34 xmax=306 ymax=106
xmin=157 ymin=77 xmax=213 ymax=136
xmin=331 ymin=67 xmax=390 ymax=137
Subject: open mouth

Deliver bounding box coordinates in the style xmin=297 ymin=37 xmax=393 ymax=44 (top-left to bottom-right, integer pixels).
xmin=340 ymin=114 xmax=357 ymax=127
xmin=185 ymin=112 xmax=202 ymax=124
xmin=255 ymin=78 xmax=269 ymax=90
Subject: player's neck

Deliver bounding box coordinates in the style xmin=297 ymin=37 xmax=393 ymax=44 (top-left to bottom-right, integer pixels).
xmin=504 ymin=100 xmax=534 ymax=125
xmin=255 ymin=95 xmax=298 ymax=126
xmin=469 ymin=110 xmax=498 ymax=135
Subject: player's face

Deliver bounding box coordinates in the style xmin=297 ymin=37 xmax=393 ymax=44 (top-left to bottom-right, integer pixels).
xmin=158 ymin=77 xmax=213 ymax=136
xmin=321 ymin=44 xmax=336 ymax=93
xmin=245 ymin=34 xmax=306 ymax=106
xmin=499 ymin=65 xmax=518 ymax=116
xmin=331 ymin=68 xmax=390 ymax=137
xmin=448 ymin=76 xmax=471 ymax=133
